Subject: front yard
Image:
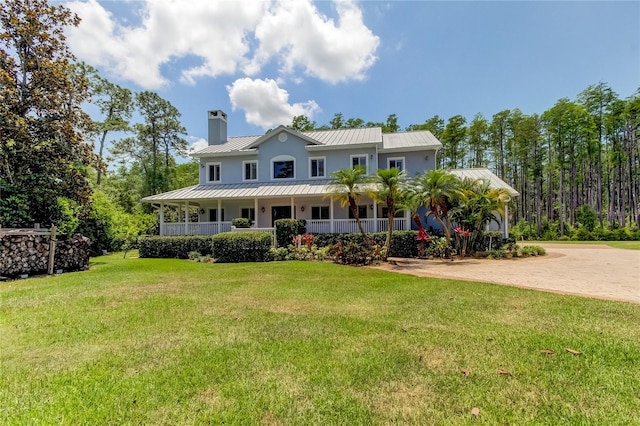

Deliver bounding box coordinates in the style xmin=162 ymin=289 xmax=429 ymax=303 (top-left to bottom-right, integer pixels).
xmin=1 ymin=254 xmax=639 ymax=424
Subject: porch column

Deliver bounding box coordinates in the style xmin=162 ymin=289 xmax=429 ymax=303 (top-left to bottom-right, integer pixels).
xmin=184 ymin=201 xmax=189 ymax=235
xmin=405 ymin=208 xmax=410 ymax=230
xmin=217 ymin=199 xmax=222 ymax=233
xmin=330 ymin=199 xmax=335 ymax=233
xmin=254 ymin=198 xmax=259 ymax=227
xmin=503 ymin=204 xmax=509 ymax=239
xmin=291 ymin=197 xmax=295 ymax=219
xmin=159 ymin=203 xmax=165 ymax=236
xmin=373 ymin=201 xmax=378 ymax=232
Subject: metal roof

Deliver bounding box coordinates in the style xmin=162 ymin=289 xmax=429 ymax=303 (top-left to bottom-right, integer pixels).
xmin=141 ymin=179 xmax=335 ymax=203
xmin=449 ymin=168 xmax=520 ymax=197
xmin=382 ymin=130 xmax=442 ymax=151
xmin=303 ymin=127 xmax=382 ymax=146
xmin=192 ymin=127 xmax=391 ymax=156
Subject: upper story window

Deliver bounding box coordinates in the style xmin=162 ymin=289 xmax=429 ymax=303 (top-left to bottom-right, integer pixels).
xmin=388 ymin=157 xmax=405 ymax=171
xmin=243 ymin=161 xmax=258 ymax=181
xmin=272 ymin=155 xmax=295 ymax=179
xmin=309 ymin=157 xmax=326 ymax=178
xmin=207 ymin=162 xmax=221 ymax=183
xmin=351 ymin=154 xmax=368 ymax=174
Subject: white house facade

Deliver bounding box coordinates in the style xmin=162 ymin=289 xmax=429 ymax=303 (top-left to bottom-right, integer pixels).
xmin=142 ymin=110 xmax=443 ymax=236
xmin=142 ymin=110 xmax=517 ymax=237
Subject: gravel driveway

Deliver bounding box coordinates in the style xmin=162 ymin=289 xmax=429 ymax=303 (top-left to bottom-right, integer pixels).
xmin=376 ymin=243 xmax=640 ymax=303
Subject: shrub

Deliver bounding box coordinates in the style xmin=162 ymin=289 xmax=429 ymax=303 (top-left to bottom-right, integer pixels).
xmin=212 ymin=232 xmax=272 ymax=263
xmin=268 ymin=247 xmax=289 ymax=261
xmin=275 ymin=219 xmax=306 ymax=247
xmin=483 ymin=248 xmax=507 ymax=259
xmin=231 ymin=217 xmax=252 ymax=228
xmin=139 ymin=236 xmax=213 ymax=258
xmin=473 ymin=231 xmax=504 ymax=252
xmin=425 ymin=236 xmax=451 ymax=258
xmin=327 ymin=240 xmax=383 ymax=266
xmin=520 ymin=245 xmax=546 ymax=256
xmin=311 ymin=231 xmax=419 ymax=258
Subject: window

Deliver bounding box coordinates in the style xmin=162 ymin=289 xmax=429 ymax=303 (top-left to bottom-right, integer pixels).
xmin=309 ymin=157 xmax=326 ymax=178
xmin=243 ymin=161 xmax=257 ymax=181
xmin=272 ymin=155 xmax=295 ymax=179
xmin=382 ymin=207 xmax=397 ymax=217
xmin=241 ymin=208 xmax=255 ymax=221
xmin=207 ymin=162 xmax=221 ymax=182
xmin=348 ymin=205 xmax=368 ymax=219
xmin=311 ymin=206 xmax=330 ymax=220
xmin=388 ymin=157 xmax=405 ymax=171
xmin=209 ymin=208 xmax=224 ymax=222
xmin=351 ymin=154 xmax=368 ymax=174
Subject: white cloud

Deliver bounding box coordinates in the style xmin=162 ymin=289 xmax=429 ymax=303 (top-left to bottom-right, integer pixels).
xmin=65 ymin=0 xmax=379 ymax=88
xmin=65 ymin=0 xmax=266 ymax=88
xmin=188 ymin=137 xmax=208 ymax=154
xmin=227 ymin=78 xmax=320 ymax=129
xmin=247 ymin=0 xmax=379 ymax=83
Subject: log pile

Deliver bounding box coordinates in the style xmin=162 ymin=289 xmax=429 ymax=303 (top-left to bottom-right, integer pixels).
xmin=0 ymin=233 xmax=91 ymax=278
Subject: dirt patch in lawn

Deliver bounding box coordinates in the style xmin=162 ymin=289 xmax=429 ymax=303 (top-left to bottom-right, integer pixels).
xmin=374 ymin=243 xmax=640 ymax=303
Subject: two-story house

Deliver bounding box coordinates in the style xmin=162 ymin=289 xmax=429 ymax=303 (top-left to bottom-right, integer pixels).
xmin=142 ymin=110 xmax=517 ymax=237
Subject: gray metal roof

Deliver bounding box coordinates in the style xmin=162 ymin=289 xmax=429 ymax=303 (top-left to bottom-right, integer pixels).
xmin=449 ymin=168 xmax=520 ymax=197
xmin=304 ymin=127 xmax=382 ymax=146
xmin=382 ymin=130 xmax=442 ymax=151
xmin=192 ymin=127 xmax=439 ymax=157
xmin=193 ymin=135 xmax=259 ymax=155
xmin=141 ymin=179 xmax=335 ymax=203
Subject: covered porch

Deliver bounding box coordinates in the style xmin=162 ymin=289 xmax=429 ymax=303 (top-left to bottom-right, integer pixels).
xmin=152 ymin=196 xmax=411 ymax=236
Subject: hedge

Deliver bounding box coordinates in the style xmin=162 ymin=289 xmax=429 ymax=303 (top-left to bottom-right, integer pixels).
xmin=275 ymin=219 xmax=306 ymax=247
xmin=138 ymin=235 xmax=214 ymax=258
xmin=212 ymin=232 xmax=272 ymax=263
xmin=311 ymin=231 xmax=420 ymax=258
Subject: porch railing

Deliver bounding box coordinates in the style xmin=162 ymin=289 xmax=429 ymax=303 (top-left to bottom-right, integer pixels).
xmin=163 ymin=221 xmax=232 ymax=236
xmin=306 ymin=218 xmax=407 ymax=234
xmin=162 ymin=218 xmax=408 ymax=236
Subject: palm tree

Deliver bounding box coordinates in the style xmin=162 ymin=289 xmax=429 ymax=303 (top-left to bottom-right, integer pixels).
xmin=368 ymin=168 xmax=406 ymax=260
xmin=413 ymin=169 xmax=463 ymax=252
xmin=397 ymin=190 xmax=431 ymax=257
xmin=325 ymin=166 xmax=368 ymax=238
xmin=453 ymin=178 xmax=511 ymax=253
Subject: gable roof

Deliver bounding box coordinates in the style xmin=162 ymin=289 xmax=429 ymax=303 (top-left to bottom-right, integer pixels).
xmin=192 ymin=126 xmax=440 ymax=157
xmin=449 ymin=168 xmax=520 ymax=197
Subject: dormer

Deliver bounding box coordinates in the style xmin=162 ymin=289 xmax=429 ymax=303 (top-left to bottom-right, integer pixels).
xmin=208 ymin=110 xmax=227 ymax=145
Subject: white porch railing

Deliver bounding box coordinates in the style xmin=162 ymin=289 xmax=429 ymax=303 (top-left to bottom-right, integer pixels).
xmin=163 ymin=218 xmax=408 ymax=236
xmin=306 ymin=218 xmax=407 ymax=234
xmin=163 ymin=221 xmax=232 ymax=236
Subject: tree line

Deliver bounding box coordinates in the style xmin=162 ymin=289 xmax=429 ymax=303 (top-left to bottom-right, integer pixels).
xmin=290 ymin=83 xmax=640 ymax=237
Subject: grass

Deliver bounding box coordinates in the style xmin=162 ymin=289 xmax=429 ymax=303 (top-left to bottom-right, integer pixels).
xmin=536 ymin=240 xmax=640 ymax=250
xmin=2 ymin=254 xmax=639 ymax=424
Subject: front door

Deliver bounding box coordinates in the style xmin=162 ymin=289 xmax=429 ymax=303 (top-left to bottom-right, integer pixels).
xmin=272 ymin=206 xmax=292 ymax=226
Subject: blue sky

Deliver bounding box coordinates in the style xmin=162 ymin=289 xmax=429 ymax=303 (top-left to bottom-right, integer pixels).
xmin=63 ymin=0 xmax=639 ymax=153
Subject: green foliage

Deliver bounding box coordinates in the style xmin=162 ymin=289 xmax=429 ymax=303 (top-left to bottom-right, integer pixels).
xmin=231 ymin=217 xmax=252 ymax=228
xmin=575 ymin=205 xmax=597 ymax=231
xmin=268 ymin=247 xmax=289 ymax=261
xmin=424 ymin=236 xmax=452 ymax=258
xmin=520 ymin=245 xmax=546 ymax=256
xmin=138 ymin=236 xmax=214 ymax=259
xmin=54 ymin=197 xmax=81 ymax=237
xmin=312 ymin=231 xmax=420 ymax=258
xmin=275 ymin=219 xmax=306 ymax=247
xmin=211 ymin=232 xmax=272 ymax=263
xmin=327 ymin=240 xmax=383 ymax=266
xmin=0 ymin=1 xmax=96 ymax=227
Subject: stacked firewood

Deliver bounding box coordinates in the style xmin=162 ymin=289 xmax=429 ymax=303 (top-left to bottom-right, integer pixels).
xmin=0 ymin=234 xmax=90 ymax=278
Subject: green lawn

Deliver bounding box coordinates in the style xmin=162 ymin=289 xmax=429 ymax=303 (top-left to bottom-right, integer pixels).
xmin=537 ymin=240 xmax=640 ymax=250
xmin=2 ymin=255 xmax=639 ymax=424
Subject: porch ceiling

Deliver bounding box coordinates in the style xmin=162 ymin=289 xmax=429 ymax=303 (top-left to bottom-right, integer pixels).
xmin=141 ymin=179 xmax=335 ymax=203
